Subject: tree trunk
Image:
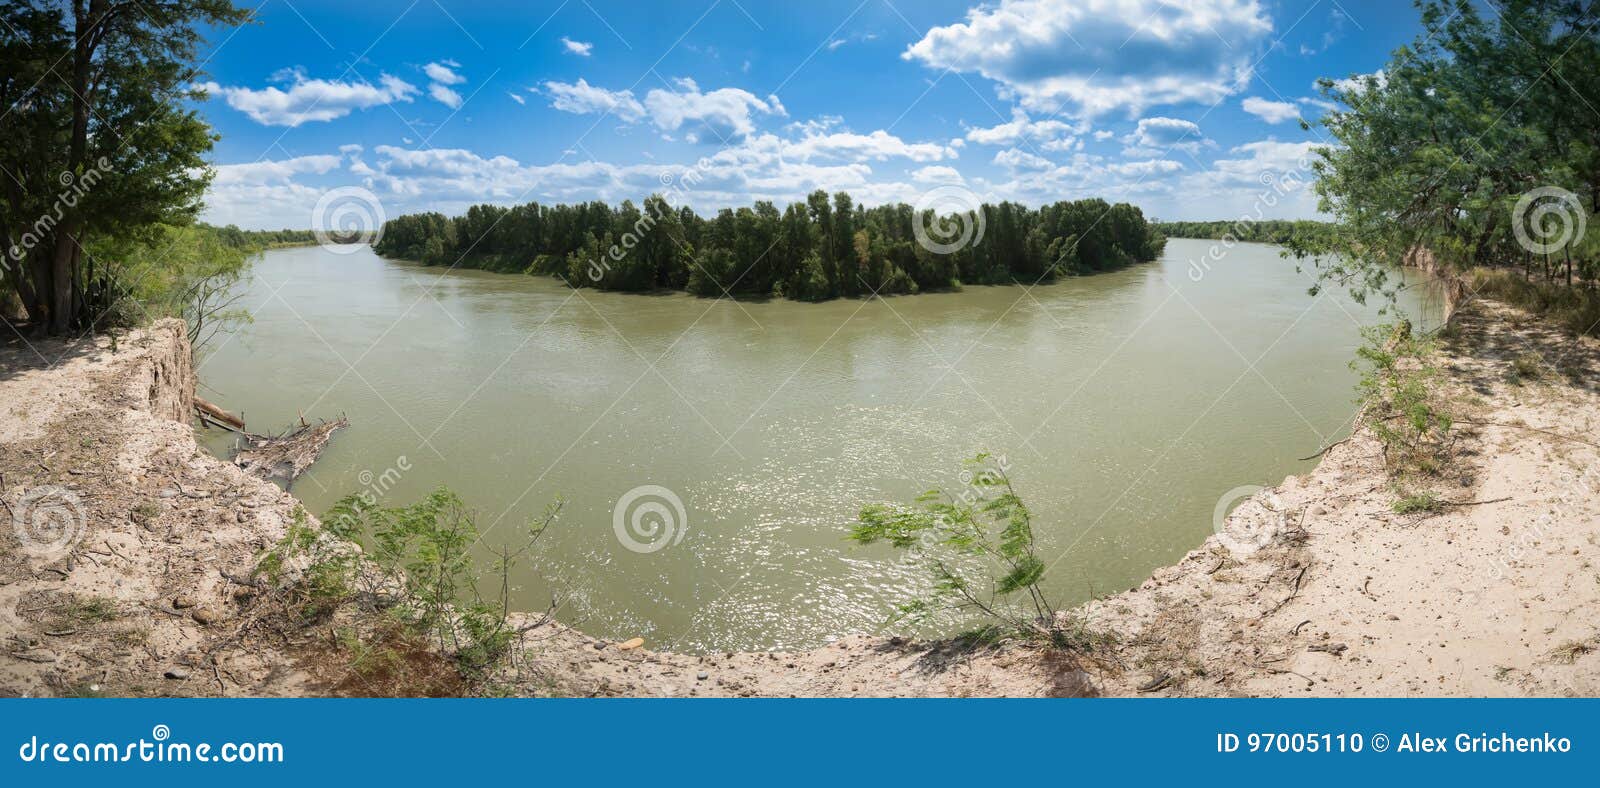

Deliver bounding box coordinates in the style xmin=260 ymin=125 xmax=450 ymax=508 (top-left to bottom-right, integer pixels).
xmin=27 ymin=248 xmax=54 ymax=332
xmin=43 ymin=0 xmax=99 ymax=334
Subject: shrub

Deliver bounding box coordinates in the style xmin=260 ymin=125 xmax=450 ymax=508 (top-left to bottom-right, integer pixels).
xmin=850 ymin=454 xmax=1093 ymax=648
xmin=257 ymin=489 xmax=560 ymax=683
xmin=1354 ymin=321 xmax=1455 ymax=476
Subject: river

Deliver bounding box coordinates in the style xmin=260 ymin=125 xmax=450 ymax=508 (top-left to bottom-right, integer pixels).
xmin=196 ymin=238 xmax=1442 ymax=652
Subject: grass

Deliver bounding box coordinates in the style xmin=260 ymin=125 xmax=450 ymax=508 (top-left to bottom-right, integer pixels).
xmin=130 ymin=501 xmax=161 ymax=525
xmin=1508 ymin=351 xmax=1544 ymax=385
xmin=1467 ymin=268 xmax=1600 ymax=337
xmin=63 ymin=596 xmax=119 ymax=624
xmin=1390 ymin=490 xmax=1443 ymax=515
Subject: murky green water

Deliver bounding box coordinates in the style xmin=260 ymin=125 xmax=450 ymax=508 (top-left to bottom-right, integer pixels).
xmin=197 ymin=239 xmax=1441 ymax=651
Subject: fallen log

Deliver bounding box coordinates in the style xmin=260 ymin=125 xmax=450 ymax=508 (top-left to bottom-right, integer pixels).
xmin=194 ymin=397 xmax=244 ymax=430
xmin=234 ymin=416 xmax=349 ymax=483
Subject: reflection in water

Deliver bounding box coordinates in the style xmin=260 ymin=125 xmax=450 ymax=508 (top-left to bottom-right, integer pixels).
xmin=198 ymin=239 xmax=1441 ymax=652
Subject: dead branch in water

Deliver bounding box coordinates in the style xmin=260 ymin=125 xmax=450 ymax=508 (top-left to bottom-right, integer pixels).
xmin=195 ymin=397 xmax=244 ymax=430
xmin=234 ymin=416 xmax=349 ymax=483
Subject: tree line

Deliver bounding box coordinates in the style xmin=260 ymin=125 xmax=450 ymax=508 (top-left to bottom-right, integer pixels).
xmin=1300 ymin=0 xmax=1600 ymax=332
xmin=374 ymin=193 xmax=1164 ymax=300
xmin=1156 ymin=220 xmax=1337 ymax=247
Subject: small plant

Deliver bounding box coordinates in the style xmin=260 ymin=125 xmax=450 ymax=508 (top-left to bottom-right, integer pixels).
xmin=62 ymin=596 xmax=119 ymax=624
xmin=1390 ymin=489 xmax=1442 ymax=515
xmin=1354 ymin=320 xmax=1454 ymax=477
xmin=256 ymin=490 xmax=560 ymax=685
xmin=1507 ymin=351 xmax=1544 ymax=385
xmin=850 ymin=454 xmax=1089 ymax=649
xmin=130 ymin=501 xmax=161 ymax=525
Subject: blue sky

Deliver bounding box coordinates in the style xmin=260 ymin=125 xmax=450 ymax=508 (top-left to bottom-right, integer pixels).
xmin=195 ymin=0 xmax=1423 ymax=229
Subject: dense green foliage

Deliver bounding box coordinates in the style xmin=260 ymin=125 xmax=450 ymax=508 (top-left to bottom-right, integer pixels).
xmin=1298 ymin=0 xmax=1600 ymax=325
xmin=0 ymin=0 xmax=249 ymax=334
xmin=1156 ymin=219 xmax=1338 ymax=247
xmin=202 ymin=224 xmax=318 ymax=250
xmin=375 ymin=192 xmax=1164 ymax=300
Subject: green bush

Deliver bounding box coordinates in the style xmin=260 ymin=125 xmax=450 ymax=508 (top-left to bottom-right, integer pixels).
xmin=257 ymin=489 xmax=560 ymax=682
xmin=850 ymin=454 xmax=1095 ymax=648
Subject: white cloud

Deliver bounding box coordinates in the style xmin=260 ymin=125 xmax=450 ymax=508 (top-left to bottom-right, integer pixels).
xmin=911 ymin=165 xmax=965 ymax=184
xmin=561 ymin=37 xmax=594 ymax=56
xmin=1241 ymin=96 xmax=1299 ymax=123
xmin=1205 ymin=139 xmax=1318 ymax=185
xmin=203 ymin=149 xmax=367 ymax=227
xmin=211 ymin=154 xmax=344 ymax=186
xmin=826 ymin=32 xmax=878 ymax=51
xmin=1137 ymin=138 xmax=1321 ymax=219
xmin=430 ymin=83 xmax=463 ymax=109
xmin=904 ymin=0 xmax=1273 ymax=116
xmin=1122 ymin=116 xmax=1210 ymax=155
xmin=539 ymin=78 xmax=784 ymax=140
xmin=1108 ymin=159 xmax=1183 ymax=177
xmin=1039 ymin=136 xmax=1081 ymax=153
xmin=198 ymin=73 xmax=419 ymax=127
xmin=540 ymin=78 xmax=647 ymax=122
xmin=993 ymin=148 xmax=1054 ymax=171
xmin=1092 ymin=129 xmax=1114 ymax=141
xmin=422 ymin=61 xmax=467 ymax=108
xmin=964 ymin=107 xmax=1075 ymax=147
xmin=643 ymin=79 xmax=786 ymax=142
xmin=781 ymin=128 xmax=957 ymax=162
xmin=423 ymin=61 xmax=464 ymax=85
xmin=507 ymin=91 xmax=526 ymax=105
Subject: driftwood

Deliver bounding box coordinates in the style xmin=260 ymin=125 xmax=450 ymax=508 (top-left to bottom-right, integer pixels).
xmin=195 ymin=397 xmax=245 ymax=430
xmin=234 ymin=416 xmax=349 ymax=482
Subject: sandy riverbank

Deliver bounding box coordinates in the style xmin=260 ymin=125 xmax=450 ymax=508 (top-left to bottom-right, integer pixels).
xmin=2 ymin=297 xmax=1597 ymax=696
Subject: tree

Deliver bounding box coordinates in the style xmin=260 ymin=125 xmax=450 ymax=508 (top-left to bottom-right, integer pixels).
xmin=0 ymin=0 xmax=249 ymax=334
xmin=1299 ymin=0 xmax=1600 ymax=315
